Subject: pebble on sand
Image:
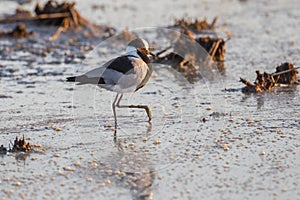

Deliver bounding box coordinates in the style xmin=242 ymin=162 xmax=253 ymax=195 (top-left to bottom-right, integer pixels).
xmin=33 ymin=143 xmax=42 ymax=147
xmin=12 ymin=181 xmax=21 ymax=187
xmin=53 ymin=153 xmax=61 ymax=157
xmin=52 ymin=126 xmax=62 ymax=131
xmin=153 ymin=140 xmax=161 ymax=145
xmin=73 ymin=161 xmax=81 ymax=167
xmin=63 ymin=166 xmax=76 ymax=171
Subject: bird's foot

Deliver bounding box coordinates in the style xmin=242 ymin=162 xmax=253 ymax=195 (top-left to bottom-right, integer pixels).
xmin=128 ymin=105 xmax=152 ymax=121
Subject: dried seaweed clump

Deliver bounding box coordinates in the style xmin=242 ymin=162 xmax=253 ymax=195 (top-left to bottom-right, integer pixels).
xmin=273 ymin=62 xmax=299 ymax=84
xmin=196 ymin=36 xmax=226 ymax=63
xmin=34 ymin=0 xmax=115 ymax=40
xmin=153 ymin=17 xmax=229 ymax=82
xmin=173 ymin=17 xmax=228 ymax=62
xmin=173 ymin=17 xmax=218 ymax=33
xmin=240 ymin=62 xmax=299 ymax=93
xmin=34 ymin=1 xmax=88 ymax=27
xmin=0 ymin=23 xmax=34 ymax=38
xmin=0 ymin=135 xmax=32 ymax=155
xmin=171 ymin=17 xmax=227 ymax=63
xmin=0 ymin=0 xmax=116 ymax=40
xmin=0 ymin=145 xmax=7 ymax=154
xmin=11 ymin=135 xmax=32 ymax=153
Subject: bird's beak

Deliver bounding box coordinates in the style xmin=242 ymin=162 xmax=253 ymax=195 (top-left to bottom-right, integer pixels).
xmin=148 ymin=46 xmax=156 ymax=57
xmin=149 ymin=51 xmax=156 ymax=57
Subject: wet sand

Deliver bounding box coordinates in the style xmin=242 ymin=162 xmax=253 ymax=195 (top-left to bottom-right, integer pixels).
xmin=0 ymin=0 xmax=300 ymax=199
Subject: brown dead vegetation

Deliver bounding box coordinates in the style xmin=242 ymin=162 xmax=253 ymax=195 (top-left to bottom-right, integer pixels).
xmin=0 ymin=145 xmax=7 ymax=154
xmin=153 ymin=17 xmax=229 ymax=82
xmin=196 ymin=37 xmax=226 ymax=62
xmin=172 ymin=17 xmax=228 ymax=63
xmin=0 ymin=0 xmax=115 ymax=40
xmin=240 ymin=62 xmax=299 ymax=93
xmin=173 ymin=17 xmax=218 ymax=32
xmin=0 ymin=135 xmax=32 ymax=155
xmin=0 ymin=23 xmax=34 ymax=38
xmin=11 ymin=135 xmax=32 ymax=153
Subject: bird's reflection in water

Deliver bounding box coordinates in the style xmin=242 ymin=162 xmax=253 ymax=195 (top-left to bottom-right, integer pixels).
xmin=114 ymin=122 xmax=152 ymax=150
xmin=104 ymin=122 xmax=155 ymax=200
xmin=120 ymin=169 xmax=155 ymax=200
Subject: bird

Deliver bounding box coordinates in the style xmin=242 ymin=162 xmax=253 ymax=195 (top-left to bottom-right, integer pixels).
xmin=66 ymin=38 xmax=154 ymax=137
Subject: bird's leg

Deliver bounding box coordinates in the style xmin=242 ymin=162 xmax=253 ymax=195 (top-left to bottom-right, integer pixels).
xmin=112 ymin=94 xmax=120 ymax=138
xmin=116 ymin=94 xmax=124 ymax=106
xmin=116 ymin=94 xmax=152 ymax=121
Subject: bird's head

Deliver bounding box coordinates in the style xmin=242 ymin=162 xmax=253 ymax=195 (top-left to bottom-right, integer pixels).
xmin=126 ymin=38 xmax=155 ymax=57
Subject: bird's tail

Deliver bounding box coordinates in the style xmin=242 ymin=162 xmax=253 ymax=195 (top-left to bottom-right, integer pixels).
xmin=66 ymin=75 xmax=102 ymax=85
xmin=66 ymin=76 xmax=77 ymax=82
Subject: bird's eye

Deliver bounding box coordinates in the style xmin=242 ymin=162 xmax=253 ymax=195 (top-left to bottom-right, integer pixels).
xmin=141 ymin=48 xmax=146 ymax=51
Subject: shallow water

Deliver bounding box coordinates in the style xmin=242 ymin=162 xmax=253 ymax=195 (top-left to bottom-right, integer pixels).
xmin=0 ymin=0 xmax=300 ymax=199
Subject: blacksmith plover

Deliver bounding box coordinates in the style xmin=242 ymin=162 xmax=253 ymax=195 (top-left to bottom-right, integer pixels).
xmin=66 ymin=38 xmax=154 ymax=137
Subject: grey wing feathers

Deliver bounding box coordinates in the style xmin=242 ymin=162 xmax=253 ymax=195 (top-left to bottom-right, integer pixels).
xmin=67 ymin=56 xmax=135 ymax=85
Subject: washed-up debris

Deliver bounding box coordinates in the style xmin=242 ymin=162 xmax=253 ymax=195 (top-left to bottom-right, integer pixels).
xmin=172 ymin=17 xmax=218 ymax=33
xmin=153 ymin=39 xmax=225 ymax=82
xmin=0 ymin=145 xmax=7 ymax=154
xmin=240 ymin=62 xmax=299 ymax=93
xmin=273 ymin=62 xmax=299 ymax=84
xmin=171 ymin=17 xmax=229 ymax=63
xmin=0 ymin=135 xmax=41 ymax=160
xmin=10 ymin=135 xmax=32 ymax=153
xmin=0 ymin=1 xmax=114 ymax=66
xmin=2 ymin=8 xmax=32 ymax=22
xmin=0 ymin=0 xmax=116 ymax=40
xmin=196 ymin=36 xmax=226 ymax=63
xmin=0 ymin=23 xmax=34 ymax=38
xmin=154 ymin=17 xmax=229 ymax=82
xmin=0 ymin=135 xmax=32 ymax=155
